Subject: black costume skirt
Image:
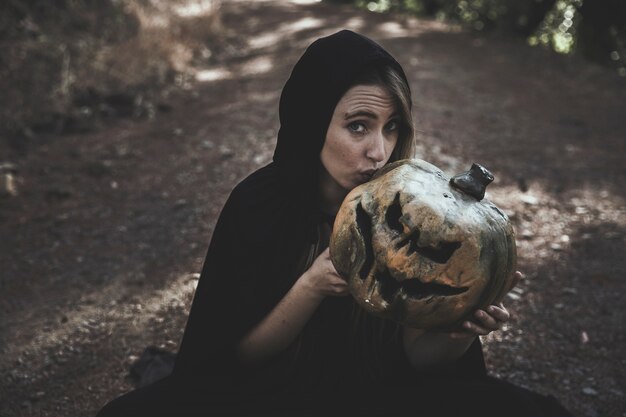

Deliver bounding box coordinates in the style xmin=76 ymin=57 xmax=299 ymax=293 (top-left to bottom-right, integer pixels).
xmin=95 ymin=372 xmax=573 ymax=417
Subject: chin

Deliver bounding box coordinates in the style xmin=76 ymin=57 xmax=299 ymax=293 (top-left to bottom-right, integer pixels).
xmin=345 ymin=179 xmax=363 ymax=191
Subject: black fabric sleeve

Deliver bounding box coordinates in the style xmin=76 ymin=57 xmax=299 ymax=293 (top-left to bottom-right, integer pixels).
xmin=173 ymin=187 xmax=280 ymax=392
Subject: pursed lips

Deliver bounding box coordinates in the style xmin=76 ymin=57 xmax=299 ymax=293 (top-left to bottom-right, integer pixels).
xmin=358 ymin=168 xmax=378 ymax=180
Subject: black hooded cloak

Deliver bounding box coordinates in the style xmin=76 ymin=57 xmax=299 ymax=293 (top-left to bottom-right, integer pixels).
xmin=173 ymin=28 xmax=486 ymax=396
xmin=96 ymin=30 xmax=573 ymax=417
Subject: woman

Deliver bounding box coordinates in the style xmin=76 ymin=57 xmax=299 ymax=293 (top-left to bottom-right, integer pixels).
xmin=97 ymin=29 xmax=572 ymax=417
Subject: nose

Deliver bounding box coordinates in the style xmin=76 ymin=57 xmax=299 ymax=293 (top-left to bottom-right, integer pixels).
xmin=366 ymin=131 xmax=386 ymax=163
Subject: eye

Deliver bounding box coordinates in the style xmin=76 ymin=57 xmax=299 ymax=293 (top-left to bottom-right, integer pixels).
xmin=347 ymin=121 xmax=366 ymax=134
xmin=385 ymin=192 xmax=404 ymax=233
xmin=385 ymin=119 xmax=399 ymax=133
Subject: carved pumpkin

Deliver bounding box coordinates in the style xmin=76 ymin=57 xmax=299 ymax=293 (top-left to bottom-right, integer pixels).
xmin=330 ymin=159 xmax=517 ymax=330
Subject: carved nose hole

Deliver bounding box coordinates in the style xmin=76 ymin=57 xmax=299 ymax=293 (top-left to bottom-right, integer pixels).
xmin=356 ymin=202 xmax=374 ymax=280
xmin=397 ymin=230 xmax=461 ymax=264
xmin=416 ymin=241 xmax=461 ymax=263
xmin=385 ymin=192 xmax=403 ymax=233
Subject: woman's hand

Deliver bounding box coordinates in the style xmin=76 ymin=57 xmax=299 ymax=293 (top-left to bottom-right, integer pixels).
xmin=448 ymin=271 xmax=524 ymax=339
xmin=448 ymin=302 xmax=511 ymax=339
xmin=298 ymin=247 xmax=349 ymax=299
xmin=238 ymin=248 xmax=348 ymax=364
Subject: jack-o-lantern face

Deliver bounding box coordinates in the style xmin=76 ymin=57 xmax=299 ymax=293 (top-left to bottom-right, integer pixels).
xmin=330 ymin=159 xmax=517 ymax=330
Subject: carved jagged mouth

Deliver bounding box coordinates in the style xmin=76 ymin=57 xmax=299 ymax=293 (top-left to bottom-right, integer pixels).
xmin=376 ymin=268 xmax=468 ymax=303
xmin=353 ymin=196 xmax=467 ymax=303
xmin=354 ymin=195 xmax=462 ymax=281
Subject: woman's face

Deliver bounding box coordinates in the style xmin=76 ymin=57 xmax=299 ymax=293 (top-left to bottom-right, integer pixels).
xmin=320 ymin=84 xmax=400 ymax=194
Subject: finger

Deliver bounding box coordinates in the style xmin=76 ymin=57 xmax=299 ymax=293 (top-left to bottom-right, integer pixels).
xmin=326 ymin=265 xmax=340 ymax=276
xmin=329 ymin=274 xmax=347 ymax=284
xmin=325 ymin=257 xmax=338 ymax=271
xmin=474 ymin=310 xmax=499 ymax=330
xmin=486 ymin=304 xmax=510 ymax=322
xmin=449 ymin=331 xmax=474 ymax=340
xmin=331 ymin=282 xmax=348 ymax=290
xmin=463 ymin=321 xmax=492 ymax=336
xmin=332 ymin=285 xmax=350 ymax=295
xmin=331 ymin=279 xmax=348 ymax=289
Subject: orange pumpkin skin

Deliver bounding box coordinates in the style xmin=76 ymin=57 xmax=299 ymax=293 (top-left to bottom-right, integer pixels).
xmin=330 ymin=159 xmax=517 ymax=330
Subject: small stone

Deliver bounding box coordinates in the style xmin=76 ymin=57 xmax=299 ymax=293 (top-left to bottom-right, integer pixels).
xmin=580 ymin=331 xmax=589 ymax=344
xmin=0 ymin=162 xmax=18 ymax=172
xmin=506 ymin=292 xmax=521 ymax=301
xmin=521 ymin=229 xmax=534 ymax=239
xmin=550 ymin=243 xmax=563 ymax=251
xmin=511 ymin=286 xmax=524 ymax=295
xmin=520 ymin=194 xmax=538 ymax=205
xmin=0 ymin=173 xmax=18 ymax=196
xmin=582 ymin=387 xmax=598 ymax=396
xmin=219 ymin=146 xmax=234 ymax=159
xmin=254 ymin=154 xmax=267 ymax=165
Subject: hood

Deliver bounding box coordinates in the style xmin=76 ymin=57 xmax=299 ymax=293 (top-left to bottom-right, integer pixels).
xmin=272 ymin=30 xmax=409 ymax=202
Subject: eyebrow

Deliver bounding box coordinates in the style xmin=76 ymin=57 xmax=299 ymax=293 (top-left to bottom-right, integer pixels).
xmin=344 ymin=110 xmax=399 ymax=120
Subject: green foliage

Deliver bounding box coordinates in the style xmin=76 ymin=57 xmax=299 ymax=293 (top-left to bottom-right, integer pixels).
xmin=529 ymin=1 xmax=580 ymax=54
xmin=330 ymin=0 xmax=626 ymax=75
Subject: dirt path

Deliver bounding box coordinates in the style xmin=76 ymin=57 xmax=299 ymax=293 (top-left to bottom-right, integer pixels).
xmin=1 ymin=1 xmax=625 ymax=416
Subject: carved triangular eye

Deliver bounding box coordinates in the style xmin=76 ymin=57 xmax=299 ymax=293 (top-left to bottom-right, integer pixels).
xmin=355 ymin=202 xmax=374 ymax=280
xmin=385 ymin=192 xmax=403 ymax=233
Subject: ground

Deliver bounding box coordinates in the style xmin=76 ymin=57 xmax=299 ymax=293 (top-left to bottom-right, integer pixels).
xmin=0 ymin=1 xmax=625 ymax=416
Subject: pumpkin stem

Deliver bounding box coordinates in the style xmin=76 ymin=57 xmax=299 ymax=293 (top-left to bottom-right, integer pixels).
xmin=450 ymin=163 xmax=494 ymax=201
